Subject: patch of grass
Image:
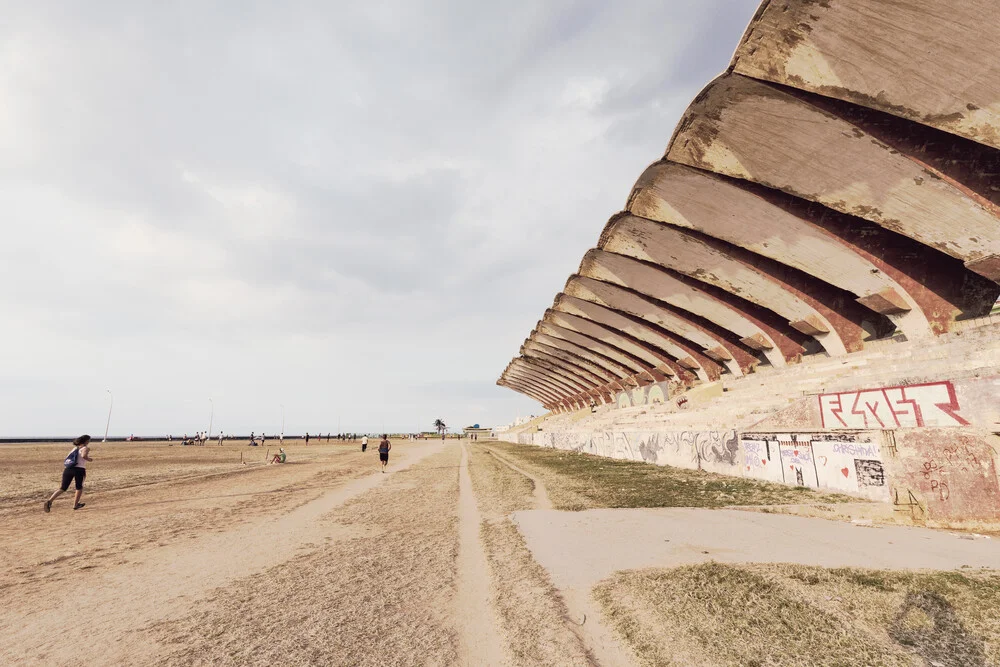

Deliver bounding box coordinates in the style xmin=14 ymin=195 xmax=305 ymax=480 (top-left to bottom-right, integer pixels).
xmin=488 ymin=442 xmax=855 ymax=510
xmin=594 ymin=563 xmax=1000 ymax=667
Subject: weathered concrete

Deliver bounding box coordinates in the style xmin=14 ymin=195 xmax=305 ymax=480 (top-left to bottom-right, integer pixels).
xmin=522 ymin=343 xmax=610 ymax=387
xmin=514 ymin=356 xmax=594 ymax=395
xmin=528 ymin=337 xmax=618 ymax=383
xmin=554 ymin=294 xmax=725 ymax=380
xmin=507 ymin=363 xmax=580 ymax=399
xmin=538 ymin=321 xmax=659 ymax=380
xmin=599 ymin=214 xmax=851 ymax=355
xmin=732 ymin=0 xmax=1000 ymax=151
xmin=580 ymin=249 xmax=799 ymax=366
xmin=566 ymin=275 xmax=759 ymax=374
xmin=628 ymin=161 xmax=932 ymax=338
xmin=667 ymin=74 xmax=1000 ymax=279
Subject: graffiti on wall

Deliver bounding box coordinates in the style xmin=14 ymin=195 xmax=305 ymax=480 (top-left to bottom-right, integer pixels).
xmin=510 ymin=428 xmax=738 ymax=473
xmin=819 ymin=381 xmax=969 ymax=429
xmin=513 ymin=428 xmax=887 ymax=501
xmin=615 ymin=380 xmax=670 ymax=409
xmin=741 ymin=432 xmax=889 ymax=500
xmin=888 ymin=430 xmax=1000 ymax=521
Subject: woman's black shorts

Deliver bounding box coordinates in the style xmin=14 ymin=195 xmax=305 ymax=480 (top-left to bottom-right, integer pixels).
xmin=61 ymin=466 xmax=86 ymax=491
xmin=379 ymin=452 xmax=389 ymax=462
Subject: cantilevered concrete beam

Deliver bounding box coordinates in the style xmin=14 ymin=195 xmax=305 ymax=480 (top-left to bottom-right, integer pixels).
xmin=522 ymin=342 xmax=611 ymax=386
xmin=513 ymin=357 xmax=593 ymax=395
xmin=533 ymin=328 xmax=638 ymax=381
xmin=520 ymin=347 xmax=607 ymax=389
xmin=599 ymin=215 xmax=851 ymax=355
xmin=732 ymin=0 xmax=1000 ymax=152
xmin=503 ymin=371 xmax=567 ymax=406
xmin=524 ymin=340 xmax=617 ymax=384
xmin=580 ymin=249 xmax=797 ymax=366
xmin=498 ymin=376 xmax=555 ymax=406
xmin=508 ymin=363 xmax=579 ymax=398
xmin=500 ymin=379 xmax=557 ymax=408
xmin=503 ymin=364 xmax=571 ymax=400
xmin=627 ymin=160 xmax=933 ymax=338
xmin=554 ymin=294 xmax=725 ymax=380
xmin=521 ymin=355 xmax=598 ymax=394
xmin=544 ymin=311 xmax=689 ymax=381
xmin=667 ymin=73 xmax=1000 ymax=282
xmin=509 ymin=361 xmax=593 ymax=406
xmin=565 ymin=275 xmax=757 ymax=374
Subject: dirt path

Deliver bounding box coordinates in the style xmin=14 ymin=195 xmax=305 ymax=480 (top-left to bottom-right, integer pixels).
xmin=0 ymin=441 xmax=446 ymax=665
xmin=484 ymin=446 xmax=552 ymax=510
xmin=513 ymin=507 xmax=1000 ymax=595
xmin=483 ymin=445 xmax=637 ymax=667
xmin=457 ymin=442 xmax=508 ymax=664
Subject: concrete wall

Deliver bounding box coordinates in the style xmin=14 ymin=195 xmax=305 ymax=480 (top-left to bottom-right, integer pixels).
xmin=500 ymin=369 xmax=1000 ymax=527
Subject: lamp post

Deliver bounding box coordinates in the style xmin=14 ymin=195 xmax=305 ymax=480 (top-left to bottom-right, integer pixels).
xmin=103 ymin=389 xmax=113 ymax=442
xmin=280 ymin=404 xmax=285 ymax=441
xmin=208 ymin=398 xmax=214 ymax=439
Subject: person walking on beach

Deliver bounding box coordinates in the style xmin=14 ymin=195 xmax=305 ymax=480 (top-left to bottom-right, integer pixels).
xmin=361 ymin=435 xmax=368 ymax=452
xmin=378 ymin=434 xmax=391 ymax=473
xmin=44 ymin=435 xmax=92 ymax=512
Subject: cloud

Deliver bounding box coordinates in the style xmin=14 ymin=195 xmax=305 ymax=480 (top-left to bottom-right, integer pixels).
xmin=0 ymin=0 xmax=761 ymax=436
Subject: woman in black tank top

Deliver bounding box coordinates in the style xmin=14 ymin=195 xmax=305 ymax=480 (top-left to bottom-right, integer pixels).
xmin=378 ymin=434 xmax=391 ymax=472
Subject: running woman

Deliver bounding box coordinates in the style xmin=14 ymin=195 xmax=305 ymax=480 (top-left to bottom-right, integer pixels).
xmin=44 ymin=434 xmax=92 ymax=512
xmin=378 ymin=434 xmax=391 ymax=473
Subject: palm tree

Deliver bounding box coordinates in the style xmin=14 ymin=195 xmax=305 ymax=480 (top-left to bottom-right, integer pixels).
xmin=433 ymin=418 xmax=446 ymax=435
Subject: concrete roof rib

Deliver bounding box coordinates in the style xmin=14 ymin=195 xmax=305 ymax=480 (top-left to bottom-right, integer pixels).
xmin=498 ymin=0 xmax=1000 ymax=409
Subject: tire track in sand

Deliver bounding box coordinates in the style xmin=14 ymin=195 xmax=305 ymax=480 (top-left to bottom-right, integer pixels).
xmin=457 ymin=442 xmax=508 ymax=665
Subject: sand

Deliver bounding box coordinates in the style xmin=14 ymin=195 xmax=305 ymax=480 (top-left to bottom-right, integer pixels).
xmin=5 ymin=438 xmax=1000 ymax=666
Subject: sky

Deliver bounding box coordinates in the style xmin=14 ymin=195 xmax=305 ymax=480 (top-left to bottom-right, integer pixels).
xmin=1 ymin=0 xmax=762 ymax=437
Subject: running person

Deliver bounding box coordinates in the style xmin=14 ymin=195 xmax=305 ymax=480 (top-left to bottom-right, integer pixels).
xmin=361 ymin=435 xmax=368 ymax=452
xmin=378 ymin=434 xmax=391 ymax=473
xmin=44 ymin=435 xmax=92 ymax=512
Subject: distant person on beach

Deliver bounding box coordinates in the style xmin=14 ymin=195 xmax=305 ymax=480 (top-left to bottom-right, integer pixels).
xmin=270 ymin=448 xmax=286 ymax=464
xmin=218 ymin=432 xmax=224 ymax=446
xmin=249 ymin=431 xmax=256 ymax=446
xmin=261 ymin=432 xmax=266 ymax=447
xmin=44 ymin=435 xmax=92 ymax=512
xmin=305 ymin=432 xmax=310 ymax=444
xmin=361 ymin=435 xmax=368 ymax=452
xmin=378 ymin=435 xmax=391 ymax=473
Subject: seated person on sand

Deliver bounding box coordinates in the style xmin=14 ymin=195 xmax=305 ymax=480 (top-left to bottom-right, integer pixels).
xmin=270 ymin=448 xmax=286 ymax=464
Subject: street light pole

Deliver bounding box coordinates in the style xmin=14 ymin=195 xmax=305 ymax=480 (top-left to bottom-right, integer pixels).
xmin=208 ymin=398 xmax=214 ymax=439
xmin=103 ymin=389 xmax=113 ymax=442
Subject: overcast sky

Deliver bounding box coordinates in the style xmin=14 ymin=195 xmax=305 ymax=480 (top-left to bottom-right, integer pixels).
xmin=1 ymin=0 xmax=761 ymax=437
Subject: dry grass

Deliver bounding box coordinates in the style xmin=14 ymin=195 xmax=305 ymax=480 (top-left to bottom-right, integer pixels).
xmin=487 ymin=442 xmax=855 ymax=511
xmin=594 ymin=563 xmax=1000 ymax=667
xmin=149 ymin=447 xmax=463 ymax=666
xmin=466 ymin=446 xmax=593 ymax=666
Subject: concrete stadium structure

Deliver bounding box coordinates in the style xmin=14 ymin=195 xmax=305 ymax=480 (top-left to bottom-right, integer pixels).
xmin=498 ymin=0 xmax=1000 ymax=528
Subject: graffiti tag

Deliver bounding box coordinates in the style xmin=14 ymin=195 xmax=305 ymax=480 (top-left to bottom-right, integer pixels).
xmin=819 ymin=382 xmax=968 ymax=429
